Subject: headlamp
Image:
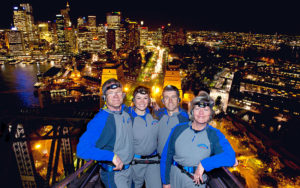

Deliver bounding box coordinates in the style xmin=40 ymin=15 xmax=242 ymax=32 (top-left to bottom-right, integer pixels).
xmin=194 ymin=101 xmax=211 ymax=108
xmin=104 ymin=83 xmax=121 ymax=95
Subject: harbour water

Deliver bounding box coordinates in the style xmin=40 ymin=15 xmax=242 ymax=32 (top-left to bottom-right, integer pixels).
xmin=0 ymin=63 xmax=53 ymax=110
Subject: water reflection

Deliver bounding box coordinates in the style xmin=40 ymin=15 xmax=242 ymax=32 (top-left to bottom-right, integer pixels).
xmin=0 ymin=63 xmax=52 ymax=109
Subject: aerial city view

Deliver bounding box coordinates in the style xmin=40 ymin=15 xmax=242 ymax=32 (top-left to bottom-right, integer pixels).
xmin=0 ymin=1 xmax=299 ymax=188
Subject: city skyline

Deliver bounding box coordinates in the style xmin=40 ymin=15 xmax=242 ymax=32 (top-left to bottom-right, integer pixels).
xmin=1 ymin=0 xmax=300 ymax=34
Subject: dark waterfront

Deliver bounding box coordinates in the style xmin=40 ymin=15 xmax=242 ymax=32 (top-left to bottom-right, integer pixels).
xmin=0 ymin=63 xmax=52 ymax=110
xmin=0 ymin=63 xmax=52 ymax=187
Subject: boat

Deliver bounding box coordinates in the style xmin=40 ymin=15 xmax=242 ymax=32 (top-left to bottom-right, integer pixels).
xmin=34 ymin=82 xmax=44 ymax=89
xmin=22 ymin=61 xmax=30 ymax=65
xmin=9 ymin=60 xmax=18 ymax=65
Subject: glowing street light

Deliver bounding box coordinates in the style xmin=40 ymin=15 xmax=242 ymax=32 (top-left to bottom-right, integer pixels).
xmin=124 ymin=86 xmax=129 ymax=92
xmin=35 ymin=143 xmax=41 ymax=150
xmin=152 ymin=86 xmax=160 ymax=96
xmin=155 ymin=87 xmax=160 ymax=94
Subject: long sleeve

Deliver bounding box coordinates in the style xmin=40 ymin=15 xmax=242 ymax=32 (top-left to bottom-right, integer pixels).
xmin=201 ymin=126 xmax=236 ymax=172
xmin=160 ymin=126 xmax=176 ymax=185
xmin=76 ymin=111 xmax=115 ymax=162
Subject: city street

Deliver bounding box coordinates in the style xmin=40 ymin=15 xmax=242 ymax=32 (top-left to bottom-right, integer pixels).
xmin=211 ymin=118 xmax=300 ymax=187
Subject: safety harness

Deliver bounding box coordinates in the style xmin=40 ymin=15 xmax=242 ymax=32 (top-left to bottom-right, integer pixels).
xmin=173 ymin=161 xmax=209 ymax=185
xmin=131 ymin=151 xmax=160 ymax=165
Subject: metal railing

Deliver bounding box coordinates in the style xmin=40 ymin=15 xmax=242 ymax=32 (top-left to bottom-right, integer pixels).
xmin=207 ymin=167 xmax=244 ymax=188
xmin=53 ymin=160 xmax=244 ymax=188
xmin=53 ymin=160 xmax=100 ymax=188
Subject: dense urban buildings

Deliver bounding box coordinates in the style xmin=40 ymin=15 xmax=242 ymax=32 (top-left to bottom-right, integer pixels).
xmin=0 ymin=2 xmax=299 ymax=188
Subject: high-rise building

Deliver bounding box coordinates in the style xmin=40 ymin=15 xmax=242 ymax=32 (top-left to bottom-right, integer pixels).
xmin=127 ymin=21 xmax=140 ymax=50
xmin=77 ymin=23 xmax=107 ymax=53
xmin=65 ymin=27 xmax=76 ymax=53
xmin=106 ymin=12 xmax=121 ymax=50
xmin=77 ymin=27 xmax=89 ymax=52
xmin=13 ymin=7 xmax=26 ymax=32
xmin=148 ymin=28 xmax=162 ymax=46
xmin=7 ymin=29 xmax=25 ymax=55
xmin=38 ymin=22 xmax=53 ymax=43
xmin=98 ymin=24 xmax=107 ymax=50
xmin=139 ymin=26 xmax=148 ymax=46
xmin=20 ymin=3 xmax=35 ymax=43
xmin=107 ymin=29 xmax=116 ymax=50
xmin=88 ymin=16 xmax=97 ymax=31
xmin=60 ymin=2 xmax=71 ymax=27
xmin=37 ymin=22 xmax=52 ymax=53
xmin=0 ymin=30 xmax=8 ymax=54
xmin=55 ymin=14 xmax=66 ymax=54
xmin=156 ymin=28 xmax=163 ymax=46
xmin=13 ymin=3 xmax=35 ymax=51
xmin=77 ymin=17 xmax=86 ymax=28
xmin=106 ymin=12 xmax=121 ymax=30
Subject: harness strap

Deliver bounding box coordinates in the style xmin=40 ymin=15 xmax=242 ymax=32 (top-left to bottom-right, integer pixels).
xmin=172 ymin=161 xmax=209 ymax=184
xmin=100 ymin=163 xmax=130 ymax=172
xmin=173 ymin=161 xmax=197 ymax=174
xmin=131 ymin=159 xmax=160 ymax=165
xmin=134 ymin=150 xmax=158 ymax=159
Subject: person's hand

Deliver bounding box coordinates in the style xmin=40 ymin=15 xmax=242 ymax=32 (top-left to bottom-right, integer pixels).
xmin=112 ymin=154 xmax=123 ymax=170
xmin=163 ymin=184 xmax=171 ymax=188
xmin=194 ymin=162 xmax=205 ymax=185
xmin=233 ymin=158 xmax=239 ymax=167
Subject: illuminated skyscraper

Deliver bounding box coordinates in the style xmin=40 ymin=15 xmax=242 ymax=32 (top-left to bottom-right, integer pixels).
xmin=38 ymin=22 xmax=53 ymax=43
xmin=156 ymin=27 xmax=163 ymax=45
xmin=127 ymin=21 xmax=140 ymax=50
xmin=148 ymin=28 xmax=162 ymax=46
xmin=0 ymin=30 xmax=8 ymax=54
xmin=77 ymin=17 xmax=86 ymax=28
xmin=139 ymin=26 xmax=148 ymax=46
xmin=65 ymin=27 xmax=76 ymax=53
xmin=98 ymin=24 xmax=107 ymax=50
xmin=106 ymin=12 xmax=121 ymax=50
xmin=106 ymin=12 xmax=121 ymax=30
xmin=13 ymin=7 xmax=26 ymax=31
xmin=55 ymin=14 xmax=66 ymax=54
xmin=77 ymin=22 xmax=106 ymax=53
xmin=88 ymin=16 xmax=97 ymax=31
xmin=20 ymin=3 xmax=35 ymax=43
xmin=77 ymin=27 xmax=89 ymax=52
xmin=60 ymin=2 xmax=71 ymax=27
xmin=7 ymin=29 xmax=25 ymax=55
xmin=13 ymin=3 xmax=35 ymax=51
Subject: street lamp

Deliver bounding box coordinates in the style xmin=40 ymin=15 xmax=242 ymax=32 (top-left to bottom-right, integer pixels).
xmin=152 ymin=86 xmax=160 ymax=96
xmin=124 ymin=86 xmax=129 ymax=92
xmin=35 ymin=143 xmax=41 ymax=150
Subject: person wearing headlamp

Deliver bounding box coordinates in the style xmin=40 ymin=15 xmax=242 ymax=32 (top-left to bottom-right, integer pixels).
xmin=160 ymin=91 xmax=236 ymax=188
xmin=155 ymin=85 xmax=189 ymax=157
xmin=125 ymin=86 xmax=161 ymax=188
xmin=77 ymin=78 xmax=134 ymax=188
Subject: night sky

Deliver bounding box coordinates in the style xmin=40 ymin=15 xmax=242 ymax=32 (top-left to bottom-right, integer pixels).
xmin=0 ymin=0 xmax=300 ymax=34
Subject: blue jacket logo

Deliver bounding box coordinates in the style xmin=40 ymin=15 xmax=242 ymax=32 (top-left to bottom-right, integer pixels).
xmin=152 ymin=120 xmax=158 ymax=126
xmin=197 ymin=144 xmax=208 ymax=149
